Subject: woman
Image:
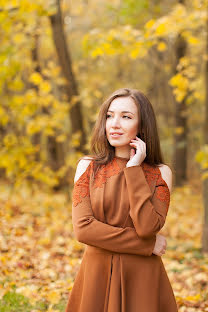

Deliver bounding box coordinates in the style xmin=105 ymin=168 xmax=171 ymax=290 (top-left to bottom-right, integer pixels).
xmin=65 ymin=88 xmax=178 ymax=312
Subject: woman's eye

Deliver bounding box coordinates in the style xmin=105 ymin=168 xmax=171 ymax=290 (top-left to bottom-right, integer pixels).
xmin=123 ymin=116 xmax=131 ymax=119
xmin=106 ymin=115 xmax=131 ymax=119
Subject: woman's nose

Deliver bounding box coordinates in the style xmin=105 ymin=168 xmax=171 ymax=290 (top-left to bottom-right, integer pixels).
xmin=112 ymin=116 xmax=120 ymax=127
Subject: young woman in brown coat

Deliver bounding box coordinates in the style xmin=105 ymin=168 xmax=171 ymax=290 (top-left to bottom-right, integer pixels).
xmin=65 ymin=88 xmax=178 ymax=312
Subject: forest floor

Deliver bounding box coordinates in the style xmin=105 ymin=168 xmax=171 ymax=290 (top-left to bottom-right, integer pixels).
xmin=0 ymin=180 xmax=207 ymax=312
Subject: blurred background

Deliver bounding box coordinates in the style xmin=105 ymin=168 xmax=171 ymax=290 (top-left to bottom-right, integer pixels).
xmin=0 ymin=0 xmax=208 ymax=311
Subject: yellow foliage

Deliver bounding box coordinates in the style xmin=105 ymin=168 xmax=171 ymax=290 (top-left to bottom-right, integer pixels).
xmin=202 ymin=171 xmax=208 ymax=180
xmin=3 ymin=134 xmax=17 ymax=147
xmin=144 ymin=19 xmax=155 ymax=29
xmin=93 ymin=90 xmax=102 ymax=98
xmin=185 ymin=293 xmax=202 ymax=301
xmin=91 ymin=47 xmax=104 ymax=58
xmin=174 ymin=127 xmax=184 ymax=135
xmin=170 ymin=73 xmax=188 ymax=90
xmin=0 ymin=107 xmax=9 ymax=126
xmin=187 ymin=36 xmax=200 ymax=45
xmin=172 ymin=3 xmax=187 ymax=19
xmin=130 ymin=49 xmax=140 ymax=59
xmin=9 ymin=77 xmax=24 ymax=91
xmin=29 ymin=72 xmax=43 ymax=85
xmin=39 ymin=81 xmax=51 ymax=94
xmin=155 ymin=23 xmax=165 ymax=35
xmin=169 ymin=73 xmax=189 ymax=102
xmin=56 ymin=134 xmax=67 ymax=142
xmin=157 ymin=42 xmax=167 ymax=52
xmin=195 ymin=145 xmax=208 ymax=172
xmin=71 ymin=130 xmax=82 ymax=148
xmin=0 ymin=181 xmax=207 ymax=309
xmin=13 ymin=33 xmax=25 ymax=44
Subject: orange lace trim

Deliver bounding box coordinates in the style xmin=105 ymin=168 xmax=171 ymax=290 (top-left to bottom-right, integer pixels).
xmin=142 ymin=162 xmax=170 ymax=205
xmin=72 ymin=159 xmax=121 ymax=206
xmin=93 ymin=158 xmax=121 ymax=188
xmin=72 ymin=159 xmax=170 ymax=207
xmin=155 ymin=173 xmax=170 ymax=205
xmin=141 ymin=162 xmax=158 ymax=185
xmin=72 ymin=162 xmax=92 ymax=207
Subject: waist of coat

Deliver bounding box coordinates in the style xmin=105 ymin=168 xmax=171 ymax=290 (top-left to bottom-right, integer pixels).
xmin=84 ymin=245 xmax=122 ymax=256
xmin=84 ymin=245 xmax=163 ymax=264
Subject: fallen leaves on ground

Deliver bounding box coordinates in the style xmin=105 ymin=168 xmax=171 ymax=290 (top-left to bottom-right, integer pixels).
xmin=0 ymin=181 xmax=207 ymax=311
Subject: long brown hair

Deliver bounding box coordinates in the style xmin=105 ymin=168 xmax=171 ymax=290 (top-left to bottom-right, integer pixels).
xmin=79 ymin=88 xmax=166 ymax=174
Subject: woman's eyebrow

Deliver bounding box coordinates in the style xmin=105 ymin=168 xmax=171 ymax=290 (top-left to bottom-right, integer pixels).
xmin=107 ymin=110 xmax=134 ymax=115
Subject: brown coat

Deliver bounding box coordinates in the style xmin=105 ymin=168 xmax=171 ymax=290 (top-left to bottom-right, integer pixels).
xmin=65 ymin=156 xmax=178 ymax=312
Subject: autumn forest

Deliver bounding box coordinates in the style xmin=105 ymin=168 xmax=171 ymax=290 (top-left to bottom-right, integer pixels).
xmin=0 ymin=0 xmax=208 ymax=311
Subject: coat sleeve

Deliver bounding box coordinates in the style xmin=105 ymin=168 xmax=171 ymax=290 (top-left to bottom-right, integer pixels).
xmin=123 ymin=164 xmax=171 ymax=239
xmin=71 ymin=161 xmax=156 ymax=256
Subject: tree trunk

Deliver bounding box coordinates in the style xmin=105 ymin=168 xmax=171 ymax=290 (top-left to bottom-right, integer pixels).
xmin=31 ymin=33 xmax=41 ymax=162
xmin=202 ymin=6 xmax=208 ymax=252
xmin=172 ymin=33 xmax=188 ymax=186
xmin=31 ymin=33 xmax=66 ymax=189
xmin=49 ymin=0 xmax=87 ymax=154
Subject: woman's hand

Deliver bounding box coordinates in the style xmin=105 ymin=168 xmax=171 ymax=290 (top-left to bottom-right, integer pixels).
xmin=152 ymin=234 xmax=167 ymax=256
xmin=126 ymin=136 xmax=146 ymax=167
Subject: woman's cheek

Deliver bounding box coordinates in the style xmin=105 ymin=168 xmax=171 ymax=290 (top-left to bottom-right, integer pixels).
xmin=128 ymin=125 xmax=138 ymax=139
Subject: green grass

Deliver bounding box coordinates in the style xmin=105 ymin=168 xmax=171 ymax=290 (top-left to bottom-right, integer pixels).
xmin=0 ymin=290 xmax=66 ymax=312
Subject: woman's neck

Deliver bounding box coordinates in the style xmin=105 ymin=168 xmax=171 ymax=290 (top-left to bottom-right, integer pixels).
xmin=114 ymin=147 xmax=131 ymax=160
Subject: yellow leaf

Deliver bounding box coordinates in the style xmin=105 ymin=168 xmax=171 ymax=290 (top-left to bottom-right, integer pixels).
xmin=93 ymin=90 xmax=102 ymax=98
xmin=145 ymin=19 xmax=155 ymax=29
xmin=174 ymin=127 xmax=184 ymax=135
xmin=188 ymin=36 xmax=200 ymax=45
xmin=130 ymin=49 xmax=140 ymax=59
xmin=40 ymin=81 xmax=51 ymax=94
xmin=201 ymin=162 xmax=208 ymax=169
xmin=202 ymin=171 xmax=208 ymax=180
xmin=56 ymin=134 xmax=67 ymax=142
xmin=29 ymin=72 xmax=43 ymax=85
xmin=185 ymin=293 xmax=201 ymax=301
xmin=195 ymin=150 xmax=204 ymax=163
xmin=38 ymin=237 xmax=51 ymax=245
xmin=169 ymin=73 xmax=188 ymax=90
xmin=157 ymin=42 xmax=167 ymax=52
xmin=91 ymin=47 xmax=104 ymax=58
xmin=173 ymin=89 xmax=186 ymax=102
xmin=71 ymin=130 xmax=82 ymax=147
xmin=3 ymin=134 xmax=17 ymax=147
xmin=155 ymin=23 xmax=166 ymax=35
xmin=26 ymin=121 xmax=41 ymax=135
xmin=13 ymin=33 xmax=25 ymax=44
xmin=47 ymin=291 xmax=61 ymax=304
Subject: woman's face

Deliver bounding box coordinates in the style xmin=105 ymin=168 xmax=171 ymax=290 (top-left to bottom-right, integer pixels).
xmin=105 ymin=96 xmax=139 ymax=148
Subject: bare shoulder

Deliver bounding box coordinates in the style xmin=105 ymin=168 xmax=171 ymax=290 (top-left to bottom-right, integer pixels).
xmin=74 ymin=157 xmax=93 ymax=183
xmin=158 ymin=164 xmax=172 ymax=193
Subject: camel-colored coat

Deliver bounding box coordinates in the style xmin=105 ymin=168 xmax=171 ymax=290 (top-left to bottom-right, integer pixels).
xmin=65 ymin=156 xmax=178 ymax=312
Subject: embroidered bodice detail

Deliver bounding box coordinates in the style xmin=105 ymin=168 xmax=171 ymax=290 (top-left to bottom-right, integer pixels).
xmin=141 ymin=162 xmax=158 ymax=185
xmin=155 ymin=172 xmax=170 ymax=206
xmin=72 ymin=159 xmax=121 ymax=207
xmin=142 ymin=162 xmax=170 ymax=206
xmin=72 ymin=162 xmax=92 ymax=207
xmin=72 ymin=159 xmax=170 ymax=208
xmin=93 ymin=158 xmax=121 ymax=188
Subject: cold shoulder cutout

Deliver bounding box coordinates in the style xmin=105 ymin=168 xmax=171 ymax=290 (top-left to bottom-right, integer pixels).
xmin=158 ymin=164 xmax=172 ymax=194
xmin=74 ymin=158 xmax=93 ymax=184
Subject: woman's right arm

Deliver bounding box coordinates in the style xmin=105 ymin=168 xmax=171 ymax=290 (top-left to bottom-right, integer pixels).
xmin=71 ymin=159 xmax=157 ymax=256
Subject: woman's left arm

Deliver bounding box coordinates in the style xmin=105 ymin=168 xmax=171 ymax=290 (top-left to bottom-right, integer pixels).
xmin=123 ymin=164 xmax=171 ymax=239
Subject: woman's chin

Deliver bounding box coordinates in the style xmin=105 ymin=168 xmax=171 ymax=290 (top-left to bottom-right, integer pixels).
xmin=109 ymin=141 xmax=129 ymax=147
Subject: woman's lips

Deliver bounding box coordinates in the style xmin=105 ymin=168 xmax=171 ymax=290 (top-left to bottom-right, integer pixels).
xmin=110 ymin=133 xmax=123 ymax=138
